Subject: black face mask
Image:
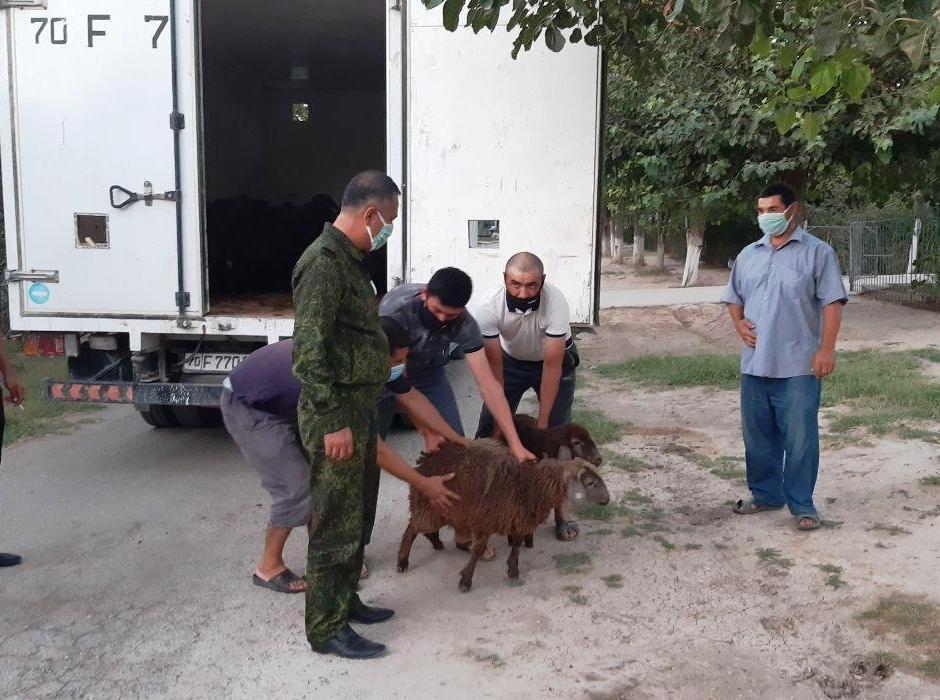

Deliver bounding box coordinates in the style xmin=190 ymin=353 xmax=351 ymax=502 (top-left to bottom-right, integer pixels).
xmin=419 ymin=304 xmax=451 ymax=331
xmin=506 ymin=292 xmax=541 ymax=314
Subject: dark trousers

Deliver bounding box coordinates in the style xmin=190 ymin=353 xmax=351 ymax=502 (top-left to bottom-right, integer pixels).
xmin=741 ymin=374 xmax=821 ymax=517
xmin=377 ymin=365 xmax=464 ymax=440
xmin=475 ymin=351 xmax=576 ymax=438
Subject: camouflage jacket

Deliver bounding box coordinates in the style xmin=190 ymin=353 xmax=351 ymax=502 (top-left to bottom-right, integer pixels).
xmin=291 ymin=223 xmax=388 ymax=433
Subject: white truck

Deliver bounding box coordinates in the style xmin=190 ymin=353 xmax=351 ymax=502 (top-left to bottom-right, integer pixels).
xmin=0 ymin=0 xmax=602 ymax=426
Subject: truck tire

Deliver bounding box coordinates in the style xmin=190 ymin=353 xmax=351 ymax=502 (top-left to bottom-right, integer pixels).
xmin=137 ymin=405 xmax=180 ymax=428
xmin=172 ymin=406 xmax=224 ymax=428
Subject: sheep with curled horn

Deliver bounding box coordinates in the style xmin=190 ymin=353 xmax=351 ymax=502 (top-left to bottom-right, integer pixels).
xmin=397 ymin=439 xmax=609 ymax=592
xmin=492 ymin=413 xmax=604 ymax=547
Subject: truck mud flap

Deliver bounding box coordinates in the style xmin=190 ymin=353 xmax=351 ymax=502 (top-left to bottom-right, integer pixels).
xmin=42 ymin=379 xmax=223 ymax=407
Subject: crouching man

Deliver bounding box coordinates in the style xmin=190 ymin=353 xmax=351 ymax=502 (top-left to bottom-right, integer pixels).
xmin=473 ymin=251 xmax=582 ymax=541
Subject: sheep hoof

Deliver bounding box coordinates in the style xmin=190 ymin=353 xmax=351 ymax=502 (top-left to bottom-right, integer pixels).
xmin=508 ymin=568 xmax=519 ymax=580
xmin=524 ymin=534 xmax=534 ymax=548
xmin=397 ymin=560 xmax=409 ymax=573
xmin=458 ymin=578 xmax=472 ymax=593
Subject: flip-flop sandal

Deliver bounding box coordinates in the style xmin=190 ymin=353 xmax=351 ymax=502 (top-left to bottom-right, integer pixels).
xmin=455 ymin=539 xmax=496 ymax=562
xmin=732 ymin=499 xmax=784 ymax=515
xmin=555 ymin=521 xmax=580 ymax=541
xmin=252 ymin=569 xmax=305 ymax=594
xmin=796 ymin=514 xmax=821 ymax=531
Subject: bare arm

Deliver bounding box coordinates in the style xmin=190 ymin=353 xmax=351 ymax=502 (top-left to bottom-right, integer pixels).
xmin=376 ymin=438 xmax=459 ymax=514
xmin=537 ymin=337 xmax=565 ymax=429
xmin=0 ymin=339 xmax=24 ymax=405
xmin=812 ymin=302 xmax=843 ymax=378
xmin=465 ymin=349 xmax=535 ymax=462
xmin=726 ymin=303 xmax=757 ymax=348
xmin=482 ymin=338 xmax=504 ymax=387
xmin=396 ymin=388 xmax=469 ymax=446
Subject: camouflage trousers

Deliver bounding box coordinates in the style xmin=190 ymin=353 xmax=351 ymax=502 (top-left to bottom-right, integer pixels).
xmin=299 ymin=394 xmax=379 ymax=646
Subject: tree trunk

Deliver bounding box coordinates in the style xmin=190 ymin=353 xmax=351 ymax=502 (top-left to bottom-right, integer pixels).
xmin=655 ymin=227 xmax=665 ymax=271
xmin=601 ymin=211 xmax=611 ymax=258
xmin=611 ymin=216 xmax=624 ymax=264
xmin=632 ymin=218 xmax=645 ymax=268
xmin=681 ymin=220 xmax=706 ymax=288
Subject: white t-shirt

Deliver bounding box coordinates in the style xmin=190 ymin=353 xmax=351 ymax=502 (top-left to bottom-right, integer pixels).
xmin=473 ymin=282 xmax=571 ymax=362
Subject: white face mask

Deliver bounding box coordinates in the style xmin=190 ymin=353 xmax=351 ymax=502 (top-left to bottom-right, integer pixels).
xmin=367 ymin=211 xmax=394 ymax=252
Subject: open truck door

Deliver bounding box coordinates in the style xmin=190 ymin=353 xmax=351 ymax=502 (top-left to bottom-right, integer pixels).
xmin=400 ymin=1 xmax=602 ymax=324
xmin=0 ymin=0 xmax=203 ymax=321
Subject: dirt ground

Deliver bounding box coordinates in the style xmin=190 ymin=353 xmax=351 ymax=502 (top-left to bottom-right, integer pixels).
xmin=1 ymin=296 xmax=938 ymax=698
xmin=600 ymin=249 xmax=730 ymax=291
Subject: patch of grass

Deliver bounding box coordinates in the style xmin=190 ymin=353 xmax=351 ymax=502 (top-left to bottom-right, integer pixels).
xmin=595 ymin=353 xmax=740 ymax=390
xmin=577 ymin=503 xmax=632 ymax=522
xmin=683 ymin=543 xmax=703 ymax=550
xmin=2 ymin=341 xmax=103 ymax=445
xmin=601 ymin=447 xmax=657 ymax=472
xmin=897 ymin=426 xmax=940 ymax=444
xmin=622 ymin=489 xmax=653 ymax=504
xmin=756 ymin=547 xmax=794 ymax=568
xmin=713 ymin=542 xmax=729 ymax=550
xmin=569 ymin=408 xmax=627 ymax=445
xmin=653 ymin=536 xmax=675 ymax=551
xmin=858 ymin=596 xmax=940 ymax=679
xmin=822 ymin=433 xmax=875 ymax=451
xmin=464 ymin=650 xmax=506 ymax=668
xmin=826 ymin=497 xmax=838 ymax=504
xmin=601 ymin=574 xmax=624 ymax=589
xmin=568 ymin=594 xmax=588 ymax=605
xmin=910 ymin=347 xmax=940 ymax=363
xmin=598 ymin=349 xmax=940 ymax=443
xmin=821 ymin=519 xmax=844 ymax=530
xmin=826 ymin=574 xmax=848 ymax=589
xmin=920 ymin=475 xmax=940 ymax=487
xmin=709 ymin=466 xmax=748 ymax=480
xmin=620 ymin=526 xmax=641 ymax=537
xmin=563 ymin=585 xmax=581 ymax=593
xmin=816 ymin=563 xmax=844 ymax=575
xmin=553 ymin=552 xmax=592 ymax=575
xmin=869 ymin=523 xmax=912 ymax=537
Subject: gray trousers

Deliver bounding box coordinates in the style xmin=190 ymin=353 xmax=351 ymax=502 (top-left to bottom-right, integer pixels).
xmin=220 ymin=388 xmax=311 ymax=529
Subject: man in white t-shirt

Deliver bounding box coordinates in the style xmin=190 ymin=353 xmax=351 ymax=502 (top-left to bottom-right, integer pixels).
xmin=473 ymin=252 xmax=581 ymax=540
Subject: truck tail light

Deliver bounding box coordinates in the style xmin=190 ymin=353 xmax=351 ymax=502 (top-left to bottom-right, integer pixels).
xmin=21 ymin=333 xmax=79 ymax=358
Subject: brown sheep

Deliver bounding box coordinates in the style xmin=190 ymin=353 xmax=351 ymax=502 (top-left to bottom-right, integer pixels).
xmin=397 ymin=439 xmax=610 ymax=592
xmin=493 ymin=414 xmax=603 ymax=547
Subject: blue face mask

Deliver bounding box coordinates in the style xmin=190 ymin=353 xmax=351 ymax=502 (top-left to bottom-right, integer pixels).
xmin=387 ymin=363 xmax=405 ymax=383
xmin=368 ymin=211 xmax=394 ymax=252
xmin=757 ymin=206 xmax=791 ymax=237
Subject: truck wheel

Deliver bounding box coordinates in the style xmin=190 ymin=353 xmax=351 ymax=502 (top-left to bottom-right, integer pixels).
xmin=137 ymin=405 xmax=180 ymax=428
xmin=172 ymin=406 xmax=224 ymax=428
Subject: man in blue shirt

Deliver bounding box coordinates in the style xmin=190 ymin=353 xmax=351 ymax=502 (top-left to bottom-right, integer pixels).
xmin=721 ymin=183 xmax=847 ymax=531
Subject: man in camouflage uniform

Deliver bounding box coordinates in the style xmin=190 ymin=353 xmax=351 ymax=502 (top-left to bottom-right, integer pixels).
xmin=292 ymin=170 xmax=400 ymax=659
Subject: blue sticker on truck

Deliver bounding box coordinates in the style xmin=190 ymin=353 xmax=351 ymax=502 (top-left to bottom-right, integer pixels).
xmin=28 ymin=283 xmax=51 ymax=305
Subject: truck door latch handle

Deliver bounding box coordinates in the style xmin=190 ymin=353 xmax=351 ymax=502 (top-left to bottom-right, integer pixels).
xmin=110 ymin=181 xmax=180 ymax=209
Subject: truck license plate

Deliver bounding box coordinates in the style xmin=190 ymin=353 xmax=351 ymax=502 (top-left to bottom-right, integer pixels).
xmin=182 ymin=353 xmax=248 ymax=374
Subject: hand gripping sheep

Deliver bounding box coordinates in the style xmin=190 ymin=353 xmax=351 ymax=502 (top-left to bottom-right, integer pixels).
xmin=397 ymin=439 xmax=610 ymax=592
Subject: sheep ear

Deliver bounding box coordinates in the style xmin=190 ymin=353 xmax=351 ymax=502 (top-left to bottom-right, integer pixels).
xmin=557 ymin=445 xmax=573 ymax=461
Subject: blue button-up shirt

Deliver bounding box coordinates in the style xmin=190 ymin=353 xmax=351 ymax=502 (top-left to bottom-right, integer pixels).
xmin=721 ymin=227 xmax=847 ymax=378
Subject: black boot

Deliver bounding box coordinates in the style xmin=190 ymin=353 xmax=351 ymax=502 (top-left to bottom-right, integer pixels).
xmin=348 ymin=604 xmax=395 ymax=625
xmin=0 ymin=552 xmax=22 ymax=568
xmin=311 ymin=624 xmax=386 ymax=659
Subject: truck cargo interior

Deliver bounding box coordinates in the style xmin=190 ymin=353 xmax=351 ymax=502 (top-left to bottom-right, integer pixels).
xmin=200 ymin=0 xmax=387 ymax=317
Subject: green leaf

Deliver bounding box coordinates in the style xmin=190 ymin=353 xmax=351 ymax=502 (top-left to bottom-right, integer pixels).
xmin=424 ymin=0 xmax=446 ymax=8
xmin=856 ymin=32 xmax=893 ymax=59
xmin=751 ymin=31 xmax=771 ymax=57
xmin=773 ymin=106 xmax=798 ymax=134
xmin=786 ymin=85 xmax=810 ymax=102
xmin=813 ymin=19 xmax=840 ymax=57
xmin=802 ymin=111 xmax=823 ymax=140
xmin=809 ymin=60 xmax=840 ymax=98
xmin=928 ymin=84 xmax=940 ymax=106
xmin=840 ymin=62 xmax=872 ymax=101
xmin=545 ymin=24 xmax=566 ymax=52
xmin=442 ymin=0 xmax=465 ymax=32
xmin=776 ymin=44 xmax=800 ymax=71
xmin=899 ymin=26 xmax=929 ymax=70
xmin=570 ymin=27 xmax=583 ymax=44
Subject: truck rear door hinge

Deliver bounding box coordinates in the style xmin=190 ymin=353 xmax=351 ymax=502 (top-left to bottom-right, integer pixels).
xmin=5 ymin=269 xmax=59 ymax=284
xmin=170 ymin=112 xmax=185 ymax=131
xmin=0 ymin=1 xmax=48 ymax=8
xmin=175 ymin=292 xmax=191 ymax=308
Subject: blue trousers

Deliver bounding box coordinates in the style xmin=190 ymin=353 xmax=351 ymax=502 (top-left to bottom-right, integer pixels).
xmin=741 ymin=374 xmax=822 ymax=517
xmin=377 ymin=365 xmax=464 ymax=440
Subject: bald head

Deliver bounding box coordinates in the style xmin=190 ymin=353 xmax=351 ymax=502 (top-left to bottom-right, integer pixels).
xmin=505 ymin=252 xmax=544 ymax=275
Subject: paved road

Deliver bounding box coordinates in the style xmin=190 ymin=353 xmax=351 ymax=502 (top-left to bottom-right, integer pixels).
xmin=0 ymin=363 xmax=508 ymax=698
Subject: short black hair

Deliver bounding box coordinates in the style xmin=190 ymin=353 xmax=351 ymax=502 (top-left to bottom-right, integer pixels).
xmin=427 ymin=267 xmax=473 ymax=308
xmin=341 ymin=170 xmax=401 ymax=210
xmin=380 ymin=316 xmax=410 ymax=352
xmin=759 ymin=183 xmax=797 ymax=207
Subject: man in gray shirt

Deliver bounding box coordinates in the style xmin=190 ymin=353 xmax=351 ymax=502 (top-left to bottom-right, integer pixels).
xmin=722 ymin=182 xmax=847 ymax=531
